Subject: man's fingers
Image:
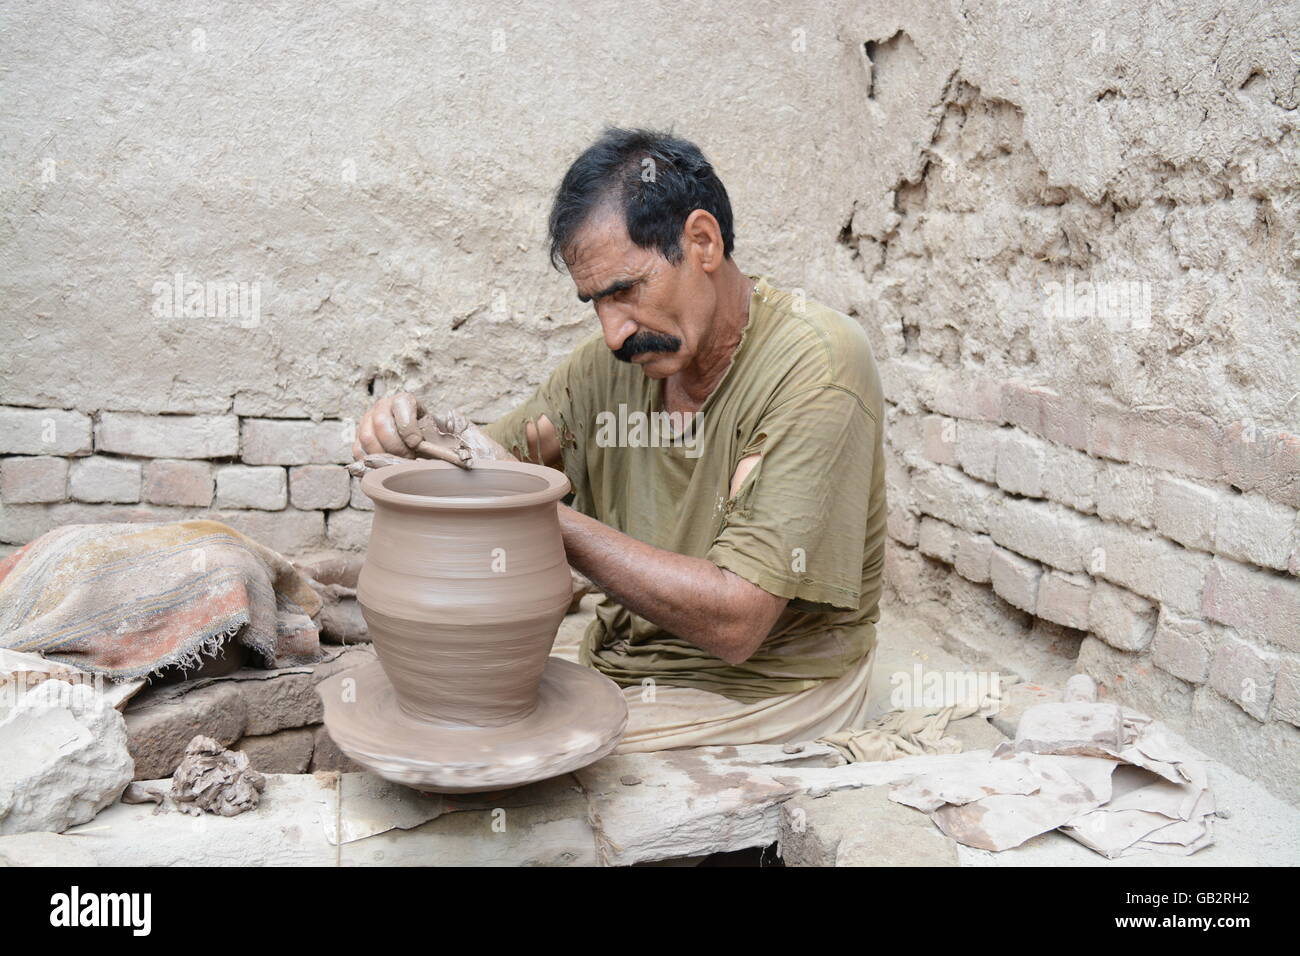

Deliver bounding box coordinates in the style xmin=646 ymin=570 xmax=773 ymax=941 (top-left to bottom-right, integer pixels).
xmin=428 ymin=408 xmax=470 ymax=436
xmin=370 ymin=397 xmax=413 ymax=456
xmin=392 ymin=392 xmax=425 ymax=449
xmin=356 ymin=413 xmax=388 ymax=456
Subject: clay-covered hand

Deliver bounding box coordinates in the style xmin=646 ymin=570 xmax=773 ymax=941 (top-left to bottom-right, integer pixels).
xmin=350 ymin=392 xmax=514 ymax=473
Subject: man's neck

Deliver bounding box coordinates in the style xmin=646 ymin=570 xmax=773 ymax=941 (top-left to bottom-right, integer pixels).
xmin=669 ymin=265 xmax=757 ymax=411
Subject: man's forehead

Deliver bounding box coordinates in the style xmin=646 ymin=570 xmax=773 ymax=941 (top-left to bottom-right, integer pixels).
xmin=568 ymin=217 xmax=656 ymax=301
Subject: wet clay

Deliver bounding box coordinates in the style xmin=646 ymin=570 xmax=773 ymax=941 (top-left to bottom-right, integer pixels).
xmin=319 ymin=459 xmax=627 ymax=793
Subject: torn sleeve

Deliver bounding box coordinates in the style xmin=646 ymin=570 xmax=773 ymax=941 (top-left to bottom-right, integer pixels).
xmin=706 ymin=384 xmax=877 ymax=611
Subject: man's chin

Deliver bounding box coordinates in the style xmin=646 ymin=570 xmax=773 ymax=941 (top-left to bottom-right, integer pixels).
xmin=632 ymin=354 xmax=677 ymax=378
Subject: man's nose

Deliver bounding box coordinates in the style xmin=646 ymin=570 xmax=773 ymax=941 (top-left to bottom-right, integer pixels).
xmin=597 ymin=305 xmax=637 ymax=353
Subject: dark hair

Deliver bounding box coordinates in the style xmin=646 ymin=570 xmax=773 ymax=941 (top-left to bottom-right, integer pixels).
xmin=547 ymin=127 xmax=735 ymax=270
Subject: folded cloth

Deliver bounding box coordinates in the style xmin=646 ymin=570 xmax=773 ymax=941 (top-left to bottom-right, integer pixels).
xmin=0 ymin=520 xmax=323 ymax=681
xmin=816 ymin=698 xmax=988 ymax=762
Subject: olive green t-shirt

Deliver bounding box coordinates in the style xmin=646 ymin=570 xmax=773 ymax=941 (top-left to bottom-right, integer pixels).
xmin=483 ymin=275 xmax=887 ymax=703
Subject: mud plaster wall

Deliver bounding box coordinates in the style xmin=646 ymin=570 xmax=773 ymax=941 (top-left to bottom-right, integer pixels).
xmin=1 ymin=2 xmax=1298 ymax=801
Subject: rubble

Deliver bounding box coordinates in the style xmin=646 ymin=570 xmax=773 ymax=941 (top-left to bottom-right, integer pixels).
xmin=0 ymin=680 xmax=134 ymax=835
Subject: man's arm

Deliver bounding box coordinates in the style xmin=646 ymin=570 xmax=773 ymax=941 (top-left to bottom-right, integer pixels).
xmin=557 ymin=503 xmax=788 ymax=666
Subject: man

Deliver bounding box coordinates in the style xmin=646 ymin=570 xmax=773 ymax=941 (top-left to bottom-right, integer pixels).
xmin=354 ymin=128 xmax=886 ymax=752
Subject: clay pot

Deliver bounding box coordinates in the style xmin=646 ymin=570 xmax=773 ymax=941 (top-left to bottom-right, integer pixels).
xmin=357 ymin=460 xmax=573 ymax=727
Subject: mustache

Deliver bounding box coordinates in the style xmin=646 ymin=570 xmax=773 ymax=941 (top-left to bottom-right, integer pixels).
xmin=612 ymin=329 xmax=682 ymax=363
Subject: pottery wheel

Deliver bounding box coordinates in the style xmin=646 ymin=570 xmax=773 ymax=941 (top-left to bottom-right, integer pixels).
xmin=317 ymin=657 xmax=628 ymax=793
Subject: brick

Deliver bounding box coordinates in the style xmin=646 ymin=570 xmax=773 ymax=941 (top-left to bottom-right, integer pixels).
xmin=214 ymin=465 xmax=287 ymax=510
xmin=990 ymin=546 xmax=1040 ymax=613
xmin=143 ymin=459 xmax=213 ymax=507
xmin=931 ymin=372 xmax=1004 ymax=423
xmin=1041 ymin=446 xmax=1099 ymax=513
xmin=1222 ymin=423 xmax=1300 ymax=509
xmin=1208 ymin=633 xmax=1278 ymax=721
xmin=886 ymin=504 xmax=920 ymax=546
xmin=1088 ymin=580 xmax=1157 ymax=651
xmin=0 ymin=407 xmax=92 ymax=456
xmin=1002 ymin=383 xmax=1088 ymax=449
xmin=1272 ymin=656 xmax=1300 ymax=728
xmin=921 ymin=415 xmax=959 ymax=466
xmin=1152 ymin=475 xmax=1219 ymax=551
xmin=125 ymin=682 xmax=249 ymax=779
xmin=232 ymin=727 xmax=315 ymax=774
xmin=917 ymin=517 xmax=958 ymax=563
xmin=97 ymin=412 xmax=238 ymax=459
xmin=1078 ymin=636 xmax=1194 ymax=725
xmin=1087 ymin=400 xmax=1222 ymax=482
xmin=1214 ymin=492 xmax=1296 ymax=571
xmin=1094 ymin=524 xmax=1209 ymax=613
xmin=0 ymin=456 xmax=68 ymax=503
xmin=911 ymin=464 xmax=998 ymax=533
xmin=208 ymin=508 xmax=325 ymax=555
xmin=990 ymin=497 xmax=1096 ymax=573
xmin=1202 ymin=557 xmax=1300 ymax=652
xmin=1151 ymin=608 xmax=1219 ymax=684
xmin=1095 ymin=463 xmax=1155 ymax=528
xmin=327 ymin=509 xmax=373 ymax=551
xmin=241 ymin=419 xmax=352 ymax=465
xmin=954 ymin=421 xmax=1002 ymax=483
xmin=289 ymin=465 xmax=350 ymax=510
xmin=68 ymin=456 xmax=141 ymax=503
xmin=953 ymin=530 xmax=994 ymax=584
xmin=995 ymin=430 xmax=1047 ymax=498
xmin=349 ymin=476 xmax=373 ymax=511
xmin=1036 ymin=570 xmax=1093 ymax=629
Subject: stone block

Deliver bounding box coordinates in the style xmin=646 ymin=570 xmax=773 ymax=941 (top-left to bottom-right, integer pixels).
xmin=1208 ymin=633 xmax=1278 ymax=722
xmin=143 ymin=459 xmax=214 ymax=507
xmin=290 ymin=464 xmax=350 ymax=510
xmin=1152 ymin=474 xmax=1219 ymax=551
xmin=990 ymin=546 xmax=1040 ymax=614
xmin=241 ymin=419 xmax=352 ymax=465
xmin=0 ymin=407 xmax=92 ymax=456
xmin=214 ymin=465 xmax=288 ymax=510
xmin=232 ymin=727 xmax=316 ymax=774
xmin=1036 ymin=570 xmax=1093 ymax=630
xmin=1088 ymin=580 xmax=1157 ymax=652
xmin=779 ymin=788 xmax=958 ymax=867
xmin=326 ymin=509 xmax=373 ymax=551
xmin=1151 ymin=608 xmax=1218 ymax=684
xmin=68 ymin=456 xmax=141 ymax=504
xmin=97 ymin=412 xmax=238 ymax=459
xmin=1202 ymin=557 xmax=1300 ymax=652
xmin=0 ymin=455 xmax=68 ymax=503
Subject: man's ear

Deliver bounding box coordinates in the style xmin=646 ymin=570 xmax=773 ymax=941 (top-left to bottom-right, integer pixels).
xmin=683 ymin=209 xmax=724 ymax=273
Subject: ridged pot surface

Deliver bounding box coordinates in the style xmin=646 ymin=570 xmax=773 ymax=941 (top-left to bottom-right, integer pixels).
xmin=357 ymin=460 xmax=572 ymax=727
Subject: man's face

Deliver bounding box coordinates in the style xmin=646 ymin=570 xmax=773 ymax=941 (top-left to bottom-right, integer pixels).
xmin=565 ymin=209 xmax=716 ymax=379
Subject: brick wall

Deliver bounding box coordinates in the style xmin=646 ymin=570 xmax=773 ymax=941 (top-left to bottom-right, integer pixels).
xmin=881 ymin=364 xmax=1300 ymax=803
xmin=0 ymin=406 xmax=374 ymax=557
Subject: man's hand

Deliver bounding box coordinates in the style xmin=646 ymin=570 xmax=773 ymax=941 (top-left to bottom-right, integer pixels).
xmin=350 ymin=392 xmax=513 ymax=473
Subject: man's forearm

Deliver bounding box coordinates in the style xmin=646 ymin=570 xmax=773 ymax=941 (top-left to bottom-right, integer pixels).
xmin=557 ymin=504 xmax=785 ymax=665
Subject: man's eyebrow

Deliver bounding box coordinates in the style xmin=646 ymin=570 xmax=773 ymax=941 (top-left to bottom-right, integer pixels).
xmin=577 ymin=277 xmax=638 ymax=304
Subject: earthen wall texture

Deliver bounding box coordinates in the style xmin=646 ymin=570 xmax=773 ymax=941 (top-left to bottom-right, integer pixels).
xmin=2 ymin=2 xmax=1297 ymax=802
